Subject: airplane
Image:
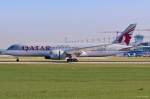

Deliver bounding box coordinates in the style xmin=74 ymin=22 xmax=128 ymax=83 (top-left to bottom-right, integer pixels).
xmin=0 ymin=23 xmax=136 ymax=62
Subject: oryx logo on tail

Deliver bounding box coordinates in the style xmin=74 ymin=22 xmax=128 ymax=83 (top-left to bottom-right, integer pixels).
xmin=113 ymin=23 xmax=137 ymax=45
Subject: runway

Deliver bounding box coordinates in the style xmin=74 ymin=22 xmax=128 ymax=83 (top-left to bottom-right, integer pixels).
xmin=0 ymin=56 xmax=149 ymax=64
xmin=0 ymin=61 xmax=150 ymax=64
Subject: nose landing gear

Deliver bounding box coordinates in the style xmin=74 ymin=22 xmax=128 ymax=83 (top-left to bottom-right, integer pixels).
xmin=16 ymin=58 xmax=19 ymax=62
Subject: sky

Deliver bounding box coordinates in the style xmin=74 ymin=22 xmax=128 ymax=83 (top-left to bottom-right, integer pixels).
xmin=0 ymin=0 xmax=150 ymax=47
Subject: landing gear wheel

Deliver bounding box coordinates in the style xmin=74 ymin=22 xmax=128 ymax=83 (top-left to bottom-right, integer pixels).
xmin=67 ymin=58 xmax=78 ymax=63
xmin=16 ymin=58 xmax=19 ymax=62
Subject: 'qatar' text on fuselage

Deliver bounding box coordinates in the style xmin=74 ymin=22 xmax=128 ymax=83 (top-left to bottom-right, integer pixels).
xmin=22 ymin=46 xmax=51 ymax=51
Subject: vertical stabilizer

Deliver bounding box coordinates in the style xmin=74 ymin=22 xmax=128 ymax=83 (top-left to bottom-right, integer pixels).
xmin=113 ymin=24 xmax=137 ymax=45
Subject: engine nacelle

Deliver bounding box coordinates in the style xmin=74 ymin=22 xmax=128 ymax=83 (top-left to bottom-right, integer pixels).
xmin=45 ymin=50 xmax=66 ymax=60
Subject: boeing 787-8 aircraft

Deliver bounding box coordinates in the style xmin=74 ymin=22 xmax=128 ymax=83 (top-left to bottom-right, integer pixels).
xmin=0 ymin=24 xmax=136 ymax=62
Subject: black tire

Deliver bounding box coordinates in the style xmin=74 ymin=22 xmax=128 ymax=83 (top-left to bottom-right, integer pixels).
xmin=73 ymin=59 xmax=78 ymax=62
xmin=67 ymin=59 xmax=71 ymax=63
xmin=16 ymin=58 xmax=19 ymax=62
xmin=67 ymin=58 xmax=78 ymax=62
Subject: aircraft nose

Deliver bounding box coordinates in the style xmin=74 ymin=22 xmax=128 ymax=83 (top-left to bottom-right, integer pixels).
xmin=0 ymin=49 xmax=5 ymax=55
xmin=0 ymin=51 xmax=2 ymax=54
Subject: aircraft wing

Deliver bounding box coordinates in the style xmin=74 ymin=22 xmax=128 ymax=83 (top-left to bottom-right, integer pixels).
xmin=64 ymin=43 xmax=112 ymax=55
xmin=65 ymin=43 xmax=133 ymax=57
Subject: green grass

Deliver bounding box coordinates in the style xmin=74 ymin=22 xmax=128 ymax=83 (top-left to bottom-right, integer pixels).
xmin=0 ymin=64 xmax=150 ymax=99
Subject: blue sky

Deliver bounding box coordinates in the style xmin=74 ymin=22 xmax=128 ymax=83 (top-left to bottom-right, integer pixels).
xmin=0 ymin=0 xmax=150 ymax=47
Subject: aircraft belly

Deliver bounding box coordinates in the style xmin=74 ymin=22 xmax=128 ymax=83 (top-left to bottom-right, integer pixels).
xmin=80 ymin=51 xmax=124 ymax=57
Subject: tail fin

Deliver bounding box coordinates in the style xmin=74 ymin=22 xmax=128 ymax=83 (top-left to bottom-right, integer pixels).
xmin=113 ymin=24 xmax=137 ymax=45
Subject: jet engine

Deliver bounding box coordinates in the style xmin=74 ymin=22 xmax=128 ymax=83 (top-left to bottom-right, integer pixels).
xmin=45 ymin=50 xmax=66 ymax=60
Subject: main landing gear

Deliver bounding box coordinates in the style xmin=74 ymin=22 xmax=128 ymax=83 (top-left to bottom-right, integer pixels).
xmin=67 ymin=58 xmax=78 ymax=62
xmin=66 ymin=55 xmax=79 ymax=63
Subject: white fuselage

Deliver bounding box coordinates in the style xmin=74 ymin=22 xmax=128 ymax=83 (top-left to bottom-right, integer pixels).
xmin=1 ymin=44 xmax=131 ymax=58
